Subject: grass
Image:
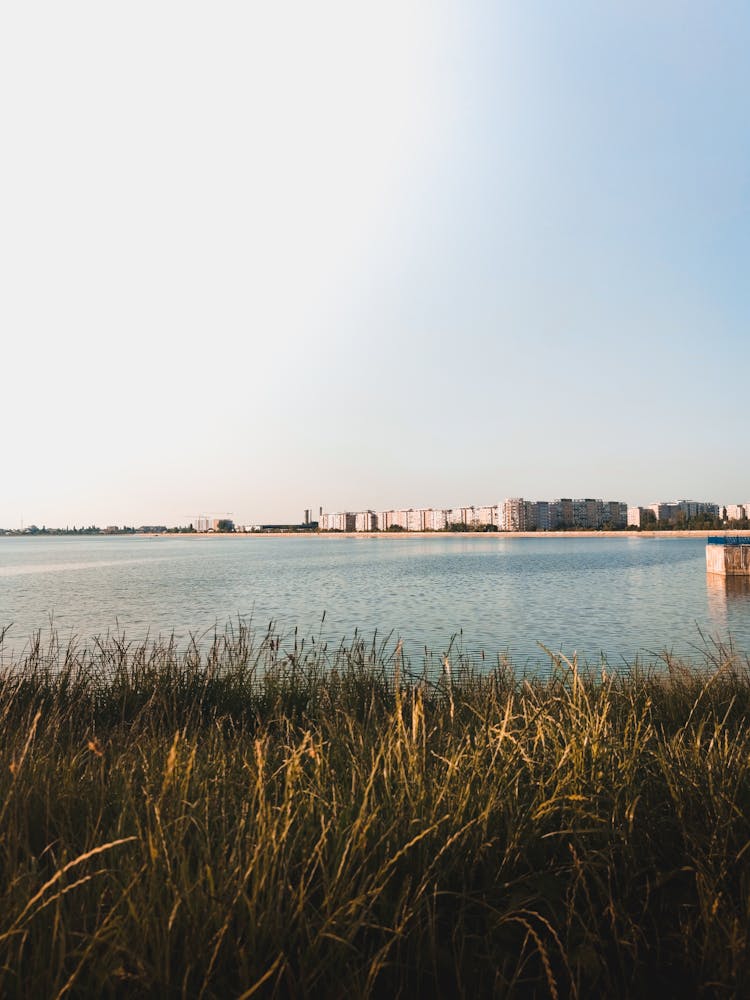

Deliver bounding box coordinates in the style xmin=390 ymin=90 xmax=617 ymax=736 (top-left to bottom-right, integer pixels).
xmin=1 ymin=622 xmax=750 ymax=997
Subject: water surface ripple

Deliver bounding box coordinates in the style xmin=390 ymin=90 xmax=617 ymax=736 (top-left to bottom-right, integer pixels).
xmin=1 ymin=535 xmax=749 ymax=671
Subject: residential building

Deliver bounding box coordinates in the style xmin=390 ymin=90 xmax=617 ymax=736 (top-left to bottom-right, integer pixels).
xmin=556 ymin=499 xmax=574 ymax=528
xmin=648 ymin=503 xmax=677 ymax=523
xmin=474 ymin=505 xmax=499 ymax=528
xmin=375 ymin=510 xmax=389 ymax=530
xmin=533 ymin=501 xmax=551 ymax=531
xmin=424 ymin=508 xmax=447 ymax=531
xmin=355 ymin=510 xmax=376 ymax=532
xmin=387 ymin=509 xmax=410 ymax=530
xmin=725 ymin=504 xmax=747 ymax=522
xmin=406 ymin=509 xmax=422 ymax=532
xmin=321 ymin=495 xmax=627 ymax=533
xmin=447 ymin=507 xmax=467 ymax=528
xmin=648 ymin=501 xmax=719 ymax=524
xmin=628 ymin=506 xmax=646 ymax=528
xmin=598 ymin=501 xmax=627 ymax=528
xmin=320 ymin=512 xmax=348 ymax=531
xmin=502 ymin=498 xmax=526 ymax=532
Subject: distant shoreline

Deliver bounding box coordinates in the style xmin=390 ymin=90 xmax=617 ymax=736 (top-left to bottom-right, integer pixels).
xmin=5 ymin=529 xmax=750 ymax=541
xmin=148 ymin=529 xmax=750 ymax=540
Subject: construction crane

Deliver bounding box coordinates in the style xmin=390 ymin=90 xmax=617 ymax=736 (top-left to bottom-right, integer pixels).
xmin=183 ymin=512 xmax=234 ymax=520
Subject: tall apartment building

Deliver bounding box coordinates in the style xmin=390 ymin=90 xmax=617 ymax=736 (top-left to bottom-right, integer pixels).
xmin=536 ymin=500 xmax=557 ymax=531
xmin=462 ymin=506 xmax=478 ymax=528
xmin=473 ymin=505 xmax=499 ymax=528
xmin=648 ymin=501 xmax=719 ymax=524
xmin=375 ymin=511 xmax=390 ymax=531
xmin=677 ymin=500 xmax=717 ymax=519
xmin=387 ymin=509 xmax=410 ymax=530
xmin=319 ymin=512 xmax=354 ymax=531
xmin=379 ymin=510 xmax=410 ymax=530
xmin=649 ymin=502 xmax=677 ymax=522
xmin=522 ymin=501 xmax=538 ymax=530
xmin=406 ymin=509 xmax=422 ymax=532
xmin=725 ymin=504 xmax=748 ymax=521
xmin=598 ymin=501 xmax=628 ymax=528
xmin=628 ymin=506 xmax=647 ymax=528
xmin=556 ymin=499 xmax=574 ymax=528
xmin=571 ymin=499 xmax=599 ymax=529
xmin=502 ymin=498 xmax=526 ymax=532
xmin=355 ymin=510 xmax=376 ymax=532
xmin=422 ymin=508 xmax=447 ymax=531
xmin=447 ymin=507 xmax=467 ymax=528
xmin=682 ymin=501 xmax=719 ymax=519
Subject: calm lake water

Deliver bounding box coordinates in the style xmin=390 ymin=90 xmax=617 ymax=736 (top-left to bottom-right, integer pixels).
xmin=1 ymin=535 xmax=750 ymax=671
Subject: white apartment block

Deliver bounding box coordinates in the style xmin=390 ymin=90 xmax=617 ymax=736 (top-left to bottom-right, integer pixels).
xmin=355 ymin=510 xmax=376 ymax=532
xmin=649 ymin=503 xmax=677 ymax=523
xmin=628 ymin=506 xmax=645 ymax=528
xmin=423 ymin=508 xmax=448 ymax=531
xmin=320 ymin=512 xmax=348 ymax=531
xmin=389 ymin=509 xmax=410 ymax=530
xmin=320 ymin=496 xmax=628 ymax=533
xmin=375 ymin=511 xmax=390 ymax=531
xmin=463 ymin=506 xmax=478 ymax=527
xmin=406 ymin=509 xmax=423 ymax=532
xmin=377 ymin=510 xmax=411 ymax=531
xmin=447 ymin=507 xmax=467 ymax=527
xmin=473 ymin=505 xmax=499 ymax=528
xmin=724 ymin=504 xmax=747 ymax=521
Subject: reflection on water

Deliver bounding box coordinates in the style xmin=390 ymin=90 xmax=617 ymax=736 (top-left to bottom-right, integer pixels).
xmin=706 ymin=572 xmax=750 ymax=632
xmin=707 ymin=573 xmax=750 ymax=600
xmin=725 ymin=575 xmax=750 ymax=600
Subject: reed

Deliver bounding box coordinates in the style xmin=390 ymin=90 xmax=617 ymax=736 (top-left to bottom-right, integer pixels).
xmin=0 ymin=622 xmax=749 ymax=997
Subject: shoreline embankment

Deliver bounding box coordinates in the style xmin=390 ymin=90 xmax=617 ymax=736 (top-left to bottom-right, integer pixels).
xmin=152 ymin=529 xmax=750 ymax=540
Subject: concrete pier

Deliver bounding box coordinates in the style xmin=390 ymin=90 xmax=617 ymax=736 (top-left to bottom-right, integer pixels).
xmin=706 ymin=536 xmax=750 ymax=576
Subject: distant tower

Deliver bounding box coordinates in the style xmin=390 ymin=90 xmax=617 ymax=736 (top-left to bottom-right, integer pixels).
xmin=304 ymin=509 xmax=311 ymax=525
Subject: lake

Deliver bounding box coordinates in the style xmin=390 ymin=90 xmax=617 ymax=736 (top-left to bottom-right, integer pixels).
xmin=1 ymin=534 xmax=749 ymax=671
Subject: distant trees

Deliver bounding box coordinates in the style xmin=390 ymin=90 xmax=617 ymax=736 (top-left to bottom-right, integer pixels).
xmin=445 ymin=522 xmax=499 ymax=532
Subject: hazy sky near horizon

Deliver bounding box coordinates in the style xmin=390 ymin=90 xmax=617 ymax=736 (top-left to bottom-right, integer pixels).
xmin=2 ymin=1 xmax=748 ymax=527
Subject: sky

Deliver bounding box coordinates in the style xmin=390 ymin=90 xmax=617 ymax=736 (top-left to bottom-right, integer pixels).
xmin=1 ymin=1 xmax=748 ymax=527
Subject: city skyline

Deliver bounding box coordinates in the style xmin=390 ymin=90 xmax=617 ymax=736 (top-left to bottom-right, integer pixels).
xmin=319 ymin=497 xmax=745 ymax=533
xmin=6 ymin=494 xmax=750 ymax=535
xmin=2 ymin=3 xmax=748 ymax=527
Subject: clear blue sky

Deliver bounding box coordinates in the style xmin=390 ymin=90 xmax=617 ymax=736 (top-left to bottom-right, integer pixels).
xmin=1 ymin=1 xmax=748 ymax=527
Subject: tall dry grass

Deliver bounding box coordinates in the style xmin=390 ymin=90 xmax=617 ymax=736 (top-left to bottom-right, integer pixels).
xmin=0 ymin=623 xmax=749 ymax=997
